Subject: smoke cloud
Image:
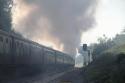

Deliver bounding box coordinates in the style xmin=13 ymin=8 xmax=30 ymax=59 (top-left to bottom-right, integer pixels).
xmin=13 ymin=0 xmax=97 ymax=56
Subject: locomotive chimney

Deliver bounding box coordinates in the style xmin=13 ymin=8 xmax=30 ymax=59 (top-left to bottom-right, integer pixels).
xmin=83 ymin=44 xmax=87 ymax=51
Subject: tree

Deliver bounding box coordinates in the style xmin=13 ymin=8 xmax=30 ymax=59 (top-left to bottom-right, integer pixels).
xmin=92 ymin=35 xmax=115 ymax=59
xmin=0 ymin=0 xmax=13 ymax=32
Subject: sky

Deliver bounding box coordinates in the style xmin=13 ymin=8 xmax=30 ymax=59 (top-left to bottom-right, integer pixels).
xmin=76 ymin=0 xmax=125 ymax=66
xmin=12 ymin=0 xmax=125 ymax=56
xmin=81 ymin=0 xmax=125 ymax=45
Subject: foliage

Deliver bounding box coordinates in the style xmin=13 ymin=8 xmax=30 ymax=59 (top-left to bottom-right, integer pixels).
xmin=0 ymin=0 xmax=13 ymax=32
xmin=113 ymin=33 xmax=125 ymax=46
xmin=106 ymin=44 xmax=125 ymax=54
xmin=85 ymin=32 xmax=125 ymax=83
xmin=91 ymin=32 xmax=125 ymax=59
xmin=83 ymin=53 xmax=125 ymax=83
xmin=92 ymin=35 xmax=115 ymax=59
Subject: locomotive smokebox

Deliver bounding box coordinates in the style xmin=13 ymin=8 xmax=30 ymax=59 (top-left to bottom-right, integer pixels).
xmin=83 ymin=44 xmax=87 ymax=51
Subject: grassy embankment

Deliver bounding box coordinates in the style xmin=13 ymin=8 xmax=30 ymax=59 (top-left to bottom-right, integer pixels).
xmin=83 ymin=44 xmax=125 ymax=83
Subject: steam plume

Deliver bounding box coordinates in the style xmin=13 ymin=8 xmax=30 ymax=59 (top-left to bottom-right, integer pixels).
xmin=13 ymin=0 xmax=97 ymax=56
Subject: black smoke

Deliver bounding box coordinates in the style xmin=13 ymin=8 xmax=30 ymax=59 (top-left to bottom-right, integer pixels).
xmin=13 ymin=0 xmax=98 ymax=56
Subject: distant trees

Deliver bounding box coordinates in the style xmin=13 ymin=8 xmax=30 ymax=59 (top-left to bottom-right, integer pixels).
xmin=0 ymin=0 xmax=13 ymax=32
xmin=122 ymin=27 xmax=125 ymax=33
xmin=92 ymin=35 xmax=115 ymax=59
xmin=84 ymin=27 xmax=125 ymax=83
xmin=91 ymin=30 xmax=125 ymax=59
xmin=113 ymin=34 xmax=125 ymax=46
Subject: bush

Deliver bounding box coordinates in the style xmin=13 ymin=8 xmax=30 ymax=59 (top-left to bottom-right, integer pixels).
xmin=83 ymin=53 xmax=125 ymax=83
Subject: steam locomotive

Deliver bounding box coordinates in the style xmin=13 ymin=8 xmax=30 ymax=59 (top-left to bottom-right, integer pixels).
xmin=0 ymin=30 xmax=74 ymax=75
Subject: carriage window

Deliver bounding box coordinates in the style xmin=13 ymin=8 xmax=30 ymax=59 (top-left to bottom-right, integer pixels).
xmin=16 ymin=42 xmax=19 ymax=46
xmin=21 ymin=43 xmax=23 ymax=47
xmin=0 ymin=36 xmax=3 ymax=42
xmin=6 ymin=38 xmax=8 ymax=43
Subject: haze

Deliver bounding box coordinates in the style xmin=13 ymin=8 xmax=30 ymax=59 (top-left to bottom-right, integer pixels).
xmin=12 ymin=0 xmax=125 ymax=56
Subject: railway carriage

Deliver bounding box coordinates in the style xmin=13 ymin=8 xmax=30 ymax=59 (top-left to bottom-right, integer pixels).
xmin=0 ymin=30 xmax=74 ymax=75
xmin=0 ymin=30 xmax=12 ymax=64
